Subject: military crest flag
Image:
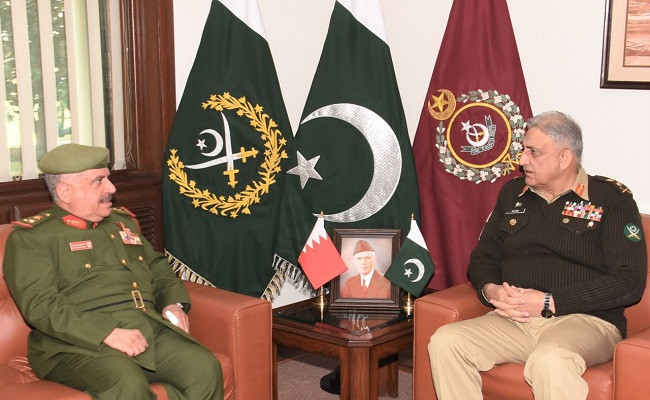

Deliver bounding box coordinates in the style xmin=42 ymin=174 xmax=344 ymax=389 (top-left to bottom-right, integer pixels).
xmin=413 ymin=0 xmax=533 ymax=290
xmin=162 ymin=0 xmax=292 ymax=297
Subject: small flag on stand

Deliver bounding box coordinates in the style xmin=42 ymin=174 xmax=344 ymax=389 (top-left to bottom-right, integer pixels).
xmin=385 ymin=217 xmax=435 ymax=296
xmin=298 ymin=215 xmax=348 ymax=289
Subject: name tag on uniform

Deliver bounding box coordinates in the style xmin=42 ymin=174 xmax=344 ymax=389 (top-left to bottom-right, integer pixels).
xmin=69 ymin=240 xmax=93 ymax=251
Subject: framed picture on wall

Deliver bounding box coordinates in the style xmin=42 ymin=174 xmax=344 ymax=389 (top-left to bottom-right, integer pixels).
xmin=329 ymin=229 xmax=401 ymax=313
xmin=601 ymin=0 xmax=650 ymax=89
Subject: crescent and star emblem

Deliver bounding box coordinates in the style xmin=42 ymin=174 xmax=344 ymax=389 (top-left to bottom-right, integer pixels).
xmin=184 ymin=112 xmax=259 ymax=188
xmin=427 ymin=88 xmax=456 ymax=120
xmin=287 ymin=103 xmax=402 ymax=223
xmin=403 ymin=258 xmax=426 ymax=282
xmin=431 ymin=89 xmax=526 ymax=184
xmin=166 ymin=92 xmax=288 ymax=219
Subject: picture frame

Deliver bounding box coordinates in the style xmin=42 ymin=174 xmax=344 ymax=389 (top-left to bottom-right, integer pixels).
xmin=600 ymin=0 xmax=650 ymax=89
xmin=330 ymin=228 xmax=401 ymax=313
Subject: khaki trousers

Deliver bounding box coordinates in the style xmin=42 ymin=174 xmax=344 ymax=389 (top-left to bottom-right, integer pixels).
xmin=427 ymin=311 xmax=621 ymax=400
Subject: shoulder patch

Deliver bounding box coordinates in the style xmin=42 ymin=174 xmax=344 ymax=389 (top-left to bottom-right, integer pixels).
xmin=11 ymin=211 xmax=55 ymax=229
xmin=111 ymin=206 xmax=136 ymax=217
xmin=595 ymin=176 xmax=633 ymax=195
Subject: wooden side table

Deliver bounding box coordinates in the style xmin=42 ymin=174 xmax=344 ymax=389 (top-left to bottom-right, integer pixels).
xmin=273 ymin=299 xmax=413 ymax=400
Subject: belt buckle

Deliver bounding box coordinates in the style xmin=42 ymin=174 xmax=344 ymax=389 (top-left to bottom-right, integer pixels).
xmin=131 ymin=290 xmax=147 ymax=312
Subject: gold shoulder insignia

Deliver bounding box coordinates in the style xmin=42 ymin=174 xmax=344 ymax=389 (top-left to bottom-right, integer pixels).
xmin=11 ymin=211 xmax=55 ymax=229
xmin=595 ymin=176 xmax=632 ymax=195
xmin=111 ymin=206 xmax=136 ymax=217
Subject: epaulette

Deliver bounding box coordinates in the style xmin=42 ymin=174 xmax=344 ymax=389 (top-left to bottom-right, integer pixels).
xmin=111 ymin=206 xmax=136 ymax=217
xmin=595 ymin=176 xmax=633 ymax=196
xmin=11 ymin=211 xmax=55 ymax=229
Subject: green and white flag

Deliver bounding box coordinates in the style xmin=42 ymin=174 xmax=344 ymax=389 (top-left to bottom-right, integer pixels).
xmin=385 ymin=219 xmax=435 ymax=296
xmin=162 ymin=0 xmax=292 ymax=297
xmin=268 ymin=0 xmax=420 ymax=299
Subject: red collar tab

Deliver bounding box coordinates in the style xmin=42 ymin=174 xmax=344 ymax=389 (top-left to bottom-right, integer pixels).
xmin=62 ymin=215 xmax=88 ymax=230
xmin=574 ymin=183 xmax=585 ymax=197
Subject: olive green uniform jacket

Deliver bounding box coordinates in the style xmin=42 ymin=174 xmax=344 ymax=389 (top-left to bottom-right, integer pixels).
xmin=4 ymin=205 xmax=194 ymax=378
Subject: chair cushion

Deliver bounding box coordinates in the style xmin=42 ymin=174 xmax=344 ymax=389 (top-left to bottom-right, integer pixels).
xmin=481 ymin=361 xmax=613 ymax=400
xmin=215 ymin=352 xmax=235 ymax=400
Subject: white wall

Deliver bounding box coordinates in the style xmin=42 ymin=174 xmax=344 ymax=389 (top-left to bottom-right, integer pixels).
xmin=173 ymin=0 xmax=650 ymax=306
xmin=173 ymin=0 xmax=650 ymax=213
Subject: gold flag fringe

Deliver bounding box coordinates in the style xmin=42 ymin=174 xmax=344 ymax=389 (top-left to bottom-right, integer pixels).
xmin=262 ymin=253 xmax=317 ymax=302
xmin=166 ymin=250 xmax=216 ymax=288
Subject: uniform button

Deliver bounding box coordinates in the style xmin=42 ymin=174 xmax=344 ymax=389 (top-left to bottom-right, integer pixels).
xmin=138 ymin=256 xmax=144 ymax=261
xmin=133 ymin=282 xmax=138 ymax=289
xmin=562 ymin=218 xmax=570 ymax=224
xmin=110 ymin=234 xmax=116 ymax=239
xmin=84 ymin=263 xmax=92 ymax=269
xmin=121 ymin=259 xmax=127 ymax=265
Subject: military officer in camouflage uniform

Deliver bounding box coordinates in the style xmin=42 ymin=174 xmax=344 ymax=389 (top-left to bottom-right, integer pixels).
xmin=4 ymin=144 xmax=223 ymax=400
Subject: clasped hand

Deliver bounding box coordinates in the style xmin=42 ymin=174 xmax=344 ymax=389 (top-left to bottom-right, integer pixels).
xmin=484 ymin=282 xmax=546 ymax=323
xmin=102 ymin=304 xmax=189 ymax=356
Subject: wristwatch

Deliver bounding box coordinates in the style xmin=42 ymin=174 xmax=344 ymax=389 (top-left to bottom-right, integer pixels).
xmin=541 ymin=292 xmax=554 ymax=318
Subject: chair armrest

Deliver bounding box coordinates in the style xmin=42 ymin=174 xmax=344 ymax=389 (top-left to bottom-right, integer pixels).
xmin=613 ymin=326 xmax=650 ymax=400
xmin=413 ymin=282 xmax=491 ymax=400
xmin=184 ymin=281 xmax=272 ymax=400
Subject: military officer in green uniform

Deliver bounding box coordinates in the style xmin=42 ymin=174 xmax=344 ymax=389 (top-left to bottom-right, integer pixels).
xmin=4 ymin=144 xmax=223 ymax=400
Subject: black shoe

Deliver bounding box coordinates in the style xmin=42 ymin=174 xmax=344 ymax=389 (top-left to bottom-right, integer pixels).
xmin=319 ymin=366 xmax=341 ymax=395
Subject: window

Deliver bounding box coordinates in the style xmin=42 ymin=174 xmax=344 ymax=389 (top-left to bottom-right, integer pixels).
xmin=0 ymin=0 xmax=125 ymax=182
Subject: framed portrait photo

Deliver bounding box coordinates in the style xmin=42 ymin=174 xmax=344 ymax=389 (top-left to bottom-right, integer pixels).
xmin=600 ymin=0 xmax=650 ymax=89
xmin=330 ymin=229 xmax=401 ymax=313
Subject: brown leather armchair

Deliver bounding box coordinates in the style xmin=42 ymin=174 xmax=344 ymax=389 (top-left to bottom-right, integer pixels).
xmin=413 ymin=214 xmax=650 ymax=400
xmin=0 ymin=223 xmax=272 ymax=400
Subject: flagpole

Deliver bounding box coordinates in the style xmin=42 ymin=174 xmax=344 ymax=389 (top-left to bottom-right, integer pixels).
xmin=317 ymin=211 xmax=327 ymax=322
xmin=404 ymin=292 xmax=413 ymax=316
xmin=404 ymin=213 xmax=415 ymax=316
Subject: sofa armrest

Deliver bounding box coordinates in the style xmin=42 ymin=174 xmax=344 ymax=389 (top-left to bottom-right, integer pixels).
xmin=184 ymin=282 xmax=272 ymax=400
xmin=613 ymin=326 xmax=650 ymax=400
xmin=413 ymin=282 xmax=491 ymax=400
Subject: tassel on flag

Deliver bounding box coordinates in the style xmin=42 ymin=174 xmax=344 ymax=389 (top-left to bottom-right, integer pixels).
xmin=298 ymin=215 xmax=348 ymax=289
xmin=385 ymin=216 xmax=435 ymax=296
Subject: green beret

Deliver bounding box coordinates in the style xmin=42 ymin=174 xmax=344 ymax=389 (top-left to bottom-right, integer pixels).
xmin=38 ymin=143 xmax=109 ymax=174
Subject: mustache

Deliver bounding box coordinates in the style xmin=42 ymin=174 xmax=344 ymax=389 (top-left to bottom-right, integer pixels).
xmin=100 ymin=194 xmax=113 ymax=203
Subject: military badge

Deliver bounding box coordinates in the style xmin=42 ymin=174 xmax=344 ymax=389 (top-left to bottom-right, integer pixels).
xmin=429 ymin=89 xmax=525 ymax=184
xmin=624 ymin=223 xmax=643 ymax=242
xmin=62 ymin=214 xmax=87 ymax=229
xmin=166 ymin=92 xmax=288 ymax=218
xmin=11 ymin=212 xmax=53 ymax=228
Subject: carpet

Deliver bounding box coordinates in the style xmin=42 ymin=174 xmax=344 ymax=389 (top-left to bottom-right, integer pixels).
xmin=277 ymin=352 xmax=413 ymax=399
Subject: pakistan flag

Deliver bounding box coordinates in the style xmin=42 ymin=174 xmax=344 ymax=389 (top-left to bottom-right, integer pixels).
xmin=269 ymin=0 xmax=420 ymax=297
xmin=162 ymin=0 xmax=291 ymax=297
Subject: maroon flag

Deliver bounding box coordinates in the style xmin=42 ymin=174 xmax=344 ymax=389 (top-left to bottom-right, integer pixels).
xmin=413 ymin=0 xmax=533 ymax=290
